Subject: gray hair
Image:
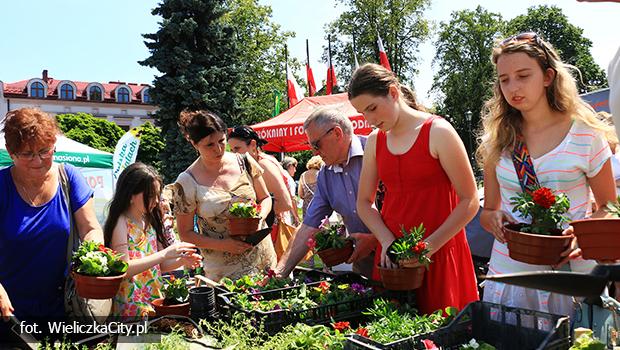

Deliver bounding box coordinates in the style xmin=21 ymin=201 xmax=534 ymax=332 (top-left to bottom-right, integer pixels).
xmin=281 ymin=156 xmax=298 ymax=169
xmin=304 ymin=107 xmax=353 ymax=136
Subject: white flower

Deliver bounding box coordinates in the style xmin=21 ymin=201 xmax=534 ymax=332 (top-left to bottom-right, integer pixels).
xmin=468 ymin=339 xmax=479 ymax=349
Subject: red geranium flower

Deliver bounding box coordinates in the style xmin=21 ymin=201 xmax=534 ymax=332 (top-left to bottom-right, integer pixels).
xmin=266 ymin=269 xmax=276 ymax=279
xmin=98 ymin=244 xmax=106 ymax=252
xmin=306 ymin=237 xmax=316 ymax=250
xmin=318 ymin=281 xmax=330 ymax=293
xmin=356 ymin=327 xmax=369 ymax=338
xmin=411 ymin=241 xmax=427 ymax=254
xmin=532 ymin=187 xmax=556 ymax=209
xmin=332 ymin=321 xmax=350 ymax=332
xmin=422 ymin=339 xmax=439 ymax=350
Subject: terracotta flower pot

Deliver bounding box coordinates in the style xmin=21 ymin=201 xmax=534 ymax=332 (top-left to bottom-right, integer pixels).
xmin=228 ymin=217 xmax=261 ymax=236
xmin=571 ymin=218 xmax=620 ymax=260
xmin=317 ymin=240 xmax=354 ymax=267
xmin=503 ymin=224 xmax=573 ymax=265
xmin=72 ymin=271 xmax=126 ymax=299
xmin=151 ymin=298 xmax=190 ymax=317
xmin=378 ymin=266 xmax=425 ymax=291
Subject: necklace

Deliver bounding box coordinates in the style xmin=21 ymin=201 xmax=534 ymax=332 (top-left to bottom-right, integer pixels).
xmin=18 ymin=183 xmax=38 ymax=206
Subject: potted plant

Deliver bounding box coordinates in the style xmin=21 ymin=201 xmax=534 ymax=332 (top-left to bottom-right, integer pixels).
xmin=504 ymin=186 xmax=573 ymax=265
xmin=570 ymin=196 xmax=620 ymax=260
xmin=152 ymin=275 xmax=190 ymax=316
xmin=228 ymin=201 xmax=262 ymax=236
xmin=378 ymin=224 xmax=431 ymax=290
xmin=307 ymin=217 xmax=354 ymax=267
xmin=71 ymin=241 xmax=128 ymax=299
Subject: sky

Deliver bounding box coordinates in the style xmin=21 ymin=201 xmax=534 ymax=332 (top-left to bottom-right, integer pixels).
xmin=0 ymin=0 xmax=618 ymax=107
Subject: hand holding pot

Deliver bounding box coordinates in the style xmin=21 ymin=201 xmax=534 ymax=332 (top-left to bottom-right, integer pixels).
xmin=217 ymin=238 xmax=252 ymax=255
xmin=0 ymin=283 xmax=14 ymax=321
xmin=481 ymin=208 xmax=515 ymax=244
xmin=347 ymin=233 xmax=377 ymax=263
xmin=162 ymin=242 xmax=199 ymax=259
xmin=554 ymin=227 xmax=581 ymax=268
xmin=379 ymin=238 xmax=397 ymax=269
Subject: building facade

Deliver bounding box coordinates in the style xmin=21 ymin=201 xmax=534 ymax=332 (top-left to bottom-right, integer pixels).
xmin=0 ymin=70 xmax=157 ymax=129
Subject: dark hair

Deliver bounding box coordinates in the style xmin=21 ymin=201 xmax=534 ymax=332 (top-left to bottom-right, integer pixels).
xmin=2 ymin=108 xmax=59 ymax=153
xmin=348 ymin=63 xmax=424 ymax=111
xmin=178 ymin=109 xmax=227 ymax=144
xmin=228 ymin=125 xmax=268 ymax=148
xmin=103 ymin=162 xmax=165 ymax=248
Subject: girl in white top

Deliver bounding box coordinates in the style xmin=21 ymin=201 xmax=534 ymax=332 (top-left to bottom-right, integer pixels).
xmin=478 ymin=32 xmax=618 ymax=316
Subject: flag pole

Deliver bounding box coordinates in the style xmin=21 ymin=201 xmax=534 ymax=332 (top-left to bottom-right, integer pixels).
xmin=306 ymin=39 xmax=313 ymax=97
xmin=328 ymin=35 xmax=333 ymax=93
xmin=285 ymin=44 xmax=291 ymax=108
xmin=352 ymin=33 xmax=359 ymax=69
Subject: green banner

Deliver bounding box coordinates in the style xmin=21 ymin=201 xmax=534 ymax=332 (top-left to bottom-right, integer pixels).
xmin=0 ymin=150 xmax=113 ymax=168
xmin=272 ymin=89 xmax=282 ymax=117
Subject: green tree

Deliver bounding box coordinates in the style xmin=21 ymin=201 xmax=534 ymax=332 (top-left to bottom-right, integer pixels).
xmin=506 ymin=5 xmax=608 ymax=93
xmin=135 ymin=122 xmax=165 ymax=173
xmin=140 ymin=0 xmax=241 ymax=181
xmin=431 ymin=6 xmax=505 ymax=168
xmin=222 ymin=0 xmax=301 ymax=125
xmin=324 ymin=0 xmax=431 ymax=86
xmin=56 ymin=113 xmax=124 ymax=153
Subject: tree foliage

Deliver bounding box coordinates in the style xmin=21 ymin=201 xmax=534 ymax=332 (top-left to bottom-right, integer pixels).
xmin=140 ymin=0 xmax=241 ymax=181
xmin=56 ymin=113 xmax=124 ymax=153
xmin=135 ymin=121 xmax=165 ymax=173
xmin=506 ymin=5 xmax=608 ymax=93
xmin=222 ymin=0 xmax=300 ymax=125
xmin=324 ymin=0 xmax=431 ymax=87
xmin=431 ymin=6 xmax=504 ymax=164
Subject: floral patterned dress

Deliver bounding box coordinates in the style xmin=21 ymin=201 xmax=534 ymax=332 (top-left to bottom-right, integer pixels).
xmin=112 ymin=216 xmax=165 ymax=317
xmin=172 ymin=154 xmax=277 ymax=282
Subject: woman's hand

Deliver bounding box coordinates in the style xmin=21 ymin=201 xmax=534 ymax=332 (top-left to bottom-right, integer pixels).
xmin=554 ymin=226 xmax=581 ymax=268
xmin=162 ymin=242 xmax=198 ymax=260
xmin=180 ymin=253 xmax=203 ymax=269
xmin=480 ymin=209 xmax=515 ymax=244
xmin=379 ymin=237 xmax=397 ymax=269
xmin=0 ymin=283 xmax=14 ymax=321
xmin=217 ymin=239 xmax=252 ymax=255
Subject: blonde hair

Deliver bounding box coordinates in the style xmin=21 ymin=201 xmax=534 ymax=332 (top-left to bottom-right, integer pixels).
xmin=477 ymin=34 xmax=614 ymax=167
xmin=306 ymin=155 xmax=324 ymax=170
xmin=597 ymin=111 xmax=619 ymax=151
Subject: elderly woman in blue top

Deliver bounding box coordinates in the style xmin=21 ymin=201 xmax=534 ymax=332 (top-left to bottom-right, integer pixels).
xmin=0 ymin=108 xmax=103 ymax=322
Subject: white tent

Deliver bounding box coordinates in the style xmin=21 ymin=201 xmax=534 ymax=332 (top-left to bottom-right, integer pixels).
xmin=0 ymin=133 xmax=114 ymax=224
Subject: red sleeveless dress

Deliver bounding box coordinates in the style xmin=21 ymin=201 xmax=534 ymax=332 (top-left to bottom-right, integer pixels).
xmin=374 ymin=116 xmax=479 ymax=315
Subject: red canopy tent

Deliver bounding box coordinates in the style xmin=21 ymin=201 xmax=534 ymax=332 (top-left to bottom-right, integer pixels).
xmin=251 ymin=93 xmax=373 ymax=152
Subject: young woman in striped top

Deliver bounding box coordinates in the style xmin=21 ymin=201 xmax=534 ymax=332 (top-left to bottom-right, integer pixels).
xmin=478 ymin=32 xmax=617 ymax=316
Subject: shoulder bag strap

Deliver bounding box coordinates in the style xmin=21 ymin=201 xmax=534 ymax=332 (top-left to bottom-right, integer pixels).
xmin=511 ymin=136 xmax=541 ymax=195
xmin=58 ymin=163 xmax=78 ymax=266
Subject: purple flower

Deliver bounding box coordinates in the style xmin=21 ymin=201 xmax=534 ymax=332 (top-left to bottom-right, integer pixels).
xmin=337 ymin=225 xmax=347 ymax=236
xmin=351 ymin=283 xmax=366 ymax=294
xmin=304 ymin=277 xmax=313 ymax=284
xmin=271 ymin=304 xmax=282 ymax=311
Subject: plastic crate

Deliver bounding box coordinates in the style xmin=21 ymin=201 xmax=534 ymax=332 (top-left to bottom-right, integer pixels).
xmin=345 ymin=301 xmax=570 ymax=350
xmin=218 ymin=274 xmax=380 ymax=334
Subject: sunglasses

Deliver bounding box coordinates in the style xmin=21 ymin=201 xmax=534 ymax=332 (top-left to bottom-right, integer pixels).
xmin=500 ymin=32 xmax=551 ymax=65
xmin=308 ymin=127 xmax=335 ymax=151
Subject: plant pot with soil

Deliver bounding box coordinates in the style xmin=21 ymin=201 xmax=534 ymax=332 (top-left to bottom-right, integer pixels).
xmin=228 ymin=201 xmax=262 ymax=236
xmin=152 ymin=275 xmax=190 ymax=317
xmin=570 ymin=197 xmax=620 ymax=260
xmin=307 ymin=217 xmax=354 ymax=267
xmin=378 ymin=224 xmax=430 ymax=291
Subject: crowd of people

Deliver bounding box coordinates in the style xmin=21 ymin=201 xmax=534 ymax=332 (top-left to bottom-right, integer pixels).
xmin=1 ymin=31 xmax=619 ymax=342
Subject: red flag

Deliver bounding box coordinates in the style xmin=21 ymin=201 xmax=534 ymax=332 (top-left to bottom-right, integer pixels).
xmin=326 ymin=65 xmax=338 ymax=95
xmin=306 ymin=63 xmax=316 ymax=97
xmin=377 ymin=35 xmax=392 ymax=71
xmin=287 ymin=66 xmax=304 ymax=106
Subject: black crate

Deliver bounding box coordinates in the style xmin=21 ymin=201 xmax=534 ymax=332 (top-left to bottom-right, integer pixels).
xmin=218 ymin=275 xmax=380 ymax=334
xmin=345 ymin=301 xmax=570 ymax=350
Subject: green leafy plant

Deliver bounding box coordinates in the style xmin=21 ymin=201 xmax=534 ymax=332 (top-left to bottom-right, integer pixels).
xmin=72 ymin=241 xmax=128 ymax=276
xmin=229 ymin=201 xmax=261 ymax=218
xmin=307 ymin=217 xmax=351 ymax=252
xmin=605 ymin=196 xmax=620 ymax=218
xmin=387 ymin=224 xmax=432 ymax=267
xmin=510 ymin=186 xmax=570 ymax=235
xmin=569 ymin=329 xmax=605 ymax=350
xmin=220 ymin=269 xmax=292 ymax=294
xmin=161 ymin=275 xmax=189 ymax=305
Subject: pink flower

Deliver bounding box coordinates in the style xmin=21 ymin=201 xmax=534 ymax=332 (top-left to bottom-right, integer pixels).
xmin=306 ymin=237 xmax=316 ymax=250
xmin=422 ymin=339 xmax=439 ymax=350
xmin=320 ymin=216 xmax=330 ymax=229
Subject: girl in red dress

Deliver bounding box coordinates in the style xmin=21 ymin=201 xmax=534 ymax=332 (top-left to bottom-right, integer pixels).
xmin=349 ymin=63 xmax=479 ymax=314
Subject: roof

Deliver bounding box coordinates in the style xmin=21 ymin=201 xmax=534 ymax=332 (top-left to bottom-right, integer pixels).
xmin=2 ymin=77 xmax=151 ymax=104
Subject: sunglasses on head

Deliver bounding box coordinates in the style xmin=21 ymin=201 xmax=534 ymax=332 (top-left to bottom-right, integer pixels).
xmin=500 ymin=32 xmax=552 ymax=65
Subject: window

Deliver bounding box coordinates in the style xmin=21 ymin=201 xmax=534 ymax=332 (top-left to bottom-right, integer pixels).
xmin=30 ymin=82 xmax=45 ymax=98
xmin=142 ymin=89 xmax=151 ymax=103
xmin=89 ymin=86 xmax=102 ymax=101
xmin=60 ymin=84 xmax=74 ymax=100
xmin=117 ymin=87 xmax=130 ymax=103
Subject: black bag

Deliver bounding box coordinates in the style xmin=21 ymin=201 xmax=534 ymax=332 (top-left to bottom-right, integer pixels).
xmin=59 ymin=163 xmax=112 ymax=323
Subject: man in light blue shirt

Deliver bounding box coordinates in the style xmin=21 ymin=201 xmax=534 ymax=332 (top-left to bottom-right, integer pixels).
xmin=276 ymin=108 xmax=377 ymax=278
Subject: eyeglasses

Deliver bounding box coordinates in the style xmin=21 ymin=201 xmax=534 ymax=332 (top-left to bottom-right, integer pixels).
xmin=309 ymin=127 xmax=335 ymax=151
xmin=500 ymin=32 xmax=551 ymax=65
xmin=15 ymin=147 xmax=55 ymax=161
